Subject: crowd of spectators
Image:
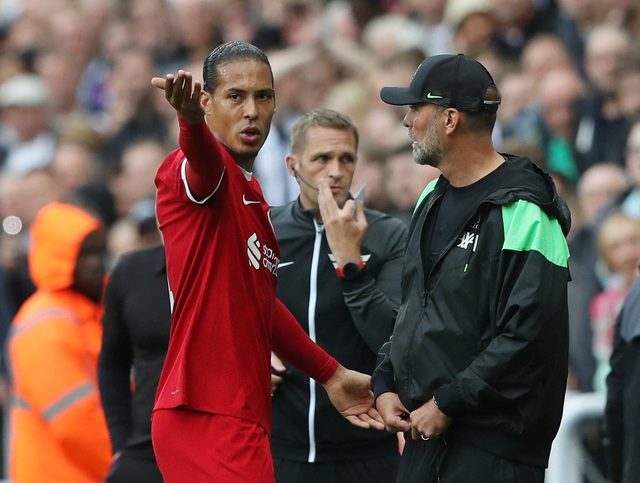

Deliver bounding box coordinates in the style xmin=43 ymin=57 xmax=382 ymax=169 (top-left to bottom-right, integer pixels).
xmin=0 ymin=0 xmax=639 ymax=478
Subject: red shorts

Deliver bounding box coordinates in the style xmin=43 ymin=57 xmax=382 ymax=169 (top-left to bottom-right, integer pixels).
xmin=152 ymin=408 xmax=274 ymax=483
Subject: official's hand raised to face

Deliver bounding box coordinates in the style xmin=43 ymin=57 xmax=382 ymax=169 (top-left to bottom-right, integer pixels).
xmin=317 ymin=179 xmax=367 ymax=267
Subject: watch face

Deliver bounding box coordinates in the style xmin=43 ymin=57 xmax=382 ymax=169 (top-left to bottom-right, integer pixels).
xmin=342 ymin=261 xmax=362 ymax=280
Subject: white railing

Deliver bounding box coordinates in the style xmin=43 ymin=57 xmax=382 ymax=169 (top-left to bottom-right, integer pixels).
xmin=546 ymin=391 xmax=607 ymax=483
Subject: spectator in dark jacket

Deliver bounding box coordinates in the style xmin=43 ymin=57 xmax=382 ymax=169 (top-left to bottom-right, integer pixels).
xmin=98 ymin=243 xmax=170 ymax=483
xmin=604 ymin=275 xmax=640 ymax=483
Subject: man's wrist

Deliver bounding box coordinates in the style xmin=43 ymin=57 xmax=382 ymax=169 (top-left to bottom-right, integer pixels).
xmin=321 ymin=363 xmax=344 ymax=387
xmin=433 ymin=383 xmax=465 ymax=416
xmin=336 ymin=259 xmax=365 ymax=280
xmin=178 ymin=112 xmax=205 ymax=126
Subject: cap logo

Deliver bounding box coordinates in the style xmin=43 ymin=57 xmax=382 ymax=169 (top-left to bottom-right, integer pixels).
xmin=426 ymin=92 xmax=443 ymax=99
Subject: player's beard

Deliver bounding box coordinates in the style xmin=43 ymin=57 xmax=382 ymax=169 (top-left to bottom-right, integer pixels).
xmin=412 ymin=118 xmax=444 ymax=168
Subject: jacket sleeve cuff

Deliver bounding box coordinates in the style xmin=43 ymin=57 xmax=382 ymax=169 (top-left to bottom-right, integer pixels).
xmin=433 ymin=381 xmax=466 ymax=416
xmin=373 ymin=381 xmax=396 ymax=404
xmin=339 ymin=273 xmax=373 ymax=292
xmin=371 ymin=345 xmax=396 ymax=403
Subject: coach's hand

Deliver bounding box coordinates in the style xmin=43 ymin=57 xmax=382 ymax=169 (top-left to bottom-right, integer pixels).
xmin=376 ymin=392 xmax=412 ymax=434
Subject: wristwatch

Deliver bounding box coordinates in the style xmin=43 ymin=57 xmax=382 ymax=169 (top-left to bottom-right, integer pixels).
xmin=336 ymin=260 xmax=365 ymax=280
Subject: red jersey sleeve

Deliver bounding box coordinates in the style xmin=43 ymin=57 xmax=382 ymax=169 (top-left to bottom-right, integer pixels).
xmin=178 ymin=115 xmax=226 ymax=200
xmin=272 ymin=299 xmax=338 ymax=384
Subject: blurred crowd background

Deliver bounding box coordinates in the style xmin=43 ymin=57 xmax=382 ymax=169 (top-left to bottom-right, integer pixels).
xmin=0 ymin=0 xmax=639 ymax=479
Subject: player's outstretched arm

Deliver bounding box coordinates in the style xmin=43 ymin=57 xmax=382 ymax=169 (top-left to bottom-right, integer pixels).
xmin=322 ymin=365 xmax=385 ymax=430
xmin=152 ymin=70 xmax=225 ymax=198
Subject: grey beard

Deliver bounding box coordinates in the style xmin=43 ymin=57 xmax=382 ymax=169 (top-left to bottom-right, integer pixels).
xmin=412 ymin=138 xmax=443 ymax=168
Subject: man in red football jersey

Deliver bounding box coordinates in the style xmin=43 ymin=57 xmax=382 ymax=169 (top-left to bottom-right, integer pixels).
xmin=150 ymin=41 xmax=382 ymax=483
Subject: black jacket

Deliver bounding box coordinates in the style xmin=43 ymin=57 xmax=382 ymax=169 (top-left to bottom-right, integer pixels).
xmin=604 ymin=277 xmax=640 ymax=483
xmin=373 ymin=156 xmax=571 ymax=468
xmin=98 ymin=244 xmax=171 ymax=459
xmin=270 ymin=199 xmax=407 ymax=462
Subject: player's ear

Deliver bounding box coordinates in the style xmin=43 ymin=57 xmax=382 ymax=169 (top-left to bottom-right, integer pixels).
xmin=200 ymin=90 xmax=212 ymax=114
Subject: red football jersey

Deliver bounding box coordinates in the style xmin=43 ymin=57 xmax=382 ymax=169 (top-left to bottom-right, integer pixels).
xmin=154 ymin=140 xmax=281 ymax=432
xmin=154 ymin=118 xmax=338 ymax=435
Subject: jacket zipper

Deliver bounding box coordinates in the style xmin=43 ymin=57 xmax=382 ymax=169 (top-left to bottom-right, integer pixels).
xmin=306 ymin=220 xmax=323 ymax=463
xmin=411 ymin=190 xmax=484 ymax=398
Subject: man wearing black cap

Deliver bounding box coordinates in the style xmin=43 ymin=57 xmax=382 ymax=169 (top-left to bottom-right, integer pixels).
xmin=371 ymin=53 xmax=572 ymax=482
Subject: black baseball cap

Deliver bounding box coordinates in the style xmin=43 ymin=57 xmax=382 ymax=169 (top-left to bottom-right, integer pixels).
xmin=380 ymin=53 xmax=500 ymax=113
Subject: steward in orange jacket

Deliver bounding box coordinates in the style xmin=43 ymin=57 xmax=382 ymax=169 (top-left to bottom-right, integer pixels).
xmin=7 ymin=202 xmax=111 ymax=483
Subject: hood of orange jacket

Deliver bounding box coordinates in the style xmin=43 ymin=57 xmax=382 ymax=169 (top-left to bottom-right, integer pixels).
xmin=29 ymin=202 xmax=102 ymax=292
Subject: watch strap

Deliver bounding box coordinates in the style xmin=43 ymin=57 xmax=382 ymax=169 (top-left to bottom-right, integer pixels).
xmin=336 ymin=259 xmax=365 ymax=278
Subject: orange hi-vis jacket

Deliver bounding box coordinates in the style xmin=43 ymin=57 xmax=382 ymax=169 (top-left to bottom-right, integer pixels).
xmin=7 ymin=202 xmax=111 ymax=483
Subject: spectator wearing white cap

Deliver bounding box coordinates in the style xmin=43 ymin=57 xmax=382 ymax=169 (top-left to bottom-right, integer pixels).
xmin=443 ymin=0 xmax=495 ymax=58
xmin=0 ymin=73 xmax=56 ymax=175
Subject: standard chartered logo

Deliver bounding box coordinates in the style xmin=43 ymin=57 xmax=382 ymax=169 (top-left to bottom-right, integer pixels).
xmin=247 ymin=233 xmax=261 ymax=269
xmin=247 ymin=232 xmax=279 ymax=274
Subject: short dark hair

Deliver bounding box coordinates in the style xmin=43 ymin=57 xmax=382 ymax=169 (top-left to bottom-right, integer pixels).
xmin=202 ymin=41 xmax=273 ymax=93
xmin=462 ymin=84 xmax=501 ymax=134
xmin=290 ymin=108 xmax=359 ymax=155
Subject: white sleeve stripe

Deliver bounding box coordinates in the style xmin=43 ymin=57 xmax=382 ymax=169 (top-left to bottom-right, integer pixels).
xmin=181 ymin=158 xmax=225 ymax=204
